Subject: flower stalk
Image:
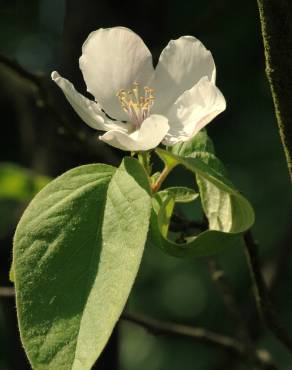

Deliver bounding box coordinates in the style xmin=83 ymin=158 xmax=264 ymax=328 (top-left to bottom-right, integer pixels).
xmin=138 ymin=151 xmax=152 ymax=176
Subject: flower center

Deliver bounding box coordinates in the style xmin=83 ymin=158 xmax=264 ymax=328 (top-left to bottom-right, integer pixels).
xmin=117 ymin=82 xmax=155 ymax=128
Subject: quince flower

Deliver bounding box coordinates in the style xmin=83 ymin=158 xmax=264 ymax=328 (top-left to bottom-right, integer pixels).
xmin=52 ymin=27 xmax=226 ymax=151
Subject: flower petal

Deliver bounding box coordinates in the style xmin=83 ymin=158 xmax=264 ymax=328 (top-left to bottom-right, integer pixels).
xmin=99 ymin=114 xmax=169 ymax=151
xmin=163 ymin=77 xmax=226 ymax=145
xmin=79 ymin=27 xmax=154 ymax=121
xmin=51 ymin=71 xmax=130 ymax=132
xmin=152 ymin=36 xmax=216 ymax=114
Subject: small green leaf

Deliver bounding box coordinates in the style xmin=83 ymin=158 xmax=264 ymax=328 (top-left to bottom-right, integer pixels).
xmin=157 ymin=195 xmax=175 ymax=238
xmin=153 ymin=187 xmax=198 ymax=238
xmin=151 ymin=204 xmax=242 ymax=258
xmin=156 ymin=148 xmax=254 ymax=233
xmin=170 ymin=129 xmax=215 ymax=157
xmin=151 ymin=148 xmax=255 ymax=257
xmin=158 ymin=186 xmax=199 ymax=203
xmin=13 ymin=158 xmax=152 ymax=370
xmin=153 ymin=186 xmax=199 ymax=238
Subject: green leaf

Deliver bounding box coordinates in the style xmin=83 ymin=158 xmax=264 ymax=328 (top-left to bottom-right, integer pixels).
xmin=151 ymin=216 xmax=242 ymax=258
xmin=155 ymin=149 xmax=254 ymax=233
xmin=150 ymin=148 xmax=255 ymax=257
xmin=155 ymin=194 xmax=175 ymax=238
xmin=158 ymin=186 xmax=199 ymax=204
xmin=154 ymin=187 xmax=199 ymax=238
xmin=170 ymin=129 xmax=215 ymax=157
xmin=13 ymin=158 xmax=152 ymax=370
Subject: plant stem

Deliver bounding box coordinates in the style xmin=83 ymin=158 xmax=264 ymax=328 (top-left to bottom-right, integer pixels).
xmin=151 ymin=164 xmax=175 ymax=193
xmin=244 ymin=230 xmax=292 ymax=353
xmin=138 ymin=151 xmax=151 ymax=175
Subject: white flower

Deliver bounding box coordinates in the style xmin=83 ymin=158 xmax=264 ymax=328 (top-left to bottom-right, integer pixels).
xmin=52 ymin=27 xmax=226 ymax=151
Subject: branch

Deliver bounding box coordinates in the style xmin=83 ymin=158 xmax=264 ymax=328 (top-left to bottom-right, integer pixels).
xmin=0 ymin=55 xmax=78 ymax=142
xmin=122 ymin=312 xmax=278 ymax=370
xmin=2 ymin=286 xmax=242 ymax=354
xmin=122 ymin=312 xmax=244 ymax=354
xmin=269 ymin=220 xmax=292 ymax=294
xmin=244 ymin=230 xmax=292 ymax=352
xmin=0 ymin=54 xmax=120 ymax=164
xmin=257 ymin=0 xmax=292 ymax=179
xmin=207 ymin=258 xmax=250 ymax=340
xmin=0 ymin=286 xmax=278 ymax=368
xmin=0 ymin=54 xmax=84 ymax=140
xmin=0 ymin=54 xmax=42 ymax=87
xmin=206 ymin=258 xmax=280 ymax=370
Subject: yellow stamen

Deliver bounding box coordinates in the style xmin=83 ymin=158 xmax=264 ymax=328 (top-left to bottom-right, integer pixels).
xmin=117 ymin=82 xmax=155 ymax=127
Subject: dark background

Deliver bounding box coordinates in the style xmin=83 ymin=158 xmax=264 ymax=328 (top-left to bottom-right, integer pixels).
xmin=0 ymin=0 xmax=291 ymax=369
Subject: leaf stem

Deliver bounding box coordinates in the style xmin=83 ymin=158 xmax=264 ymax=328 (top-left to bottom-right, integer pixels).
xmin=151 ymin=164 xmax=175 ymax=193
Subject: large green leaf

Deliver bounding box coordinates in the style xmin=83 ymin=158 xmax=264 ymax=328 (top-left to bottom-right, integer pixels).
xmin=13 ymin=158 xmax=152 ymax=370
xmin=150 ymin=148 xmax=254 ymax=257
